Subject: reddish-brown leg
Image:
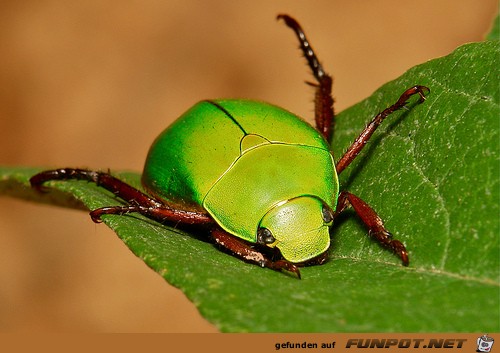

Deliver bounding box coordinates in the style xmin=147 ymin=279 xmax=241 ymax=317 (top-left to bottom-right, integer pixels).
xmin=336 ymin=85 xmax=429 ymax=174
xmin=211 ymin=228 xmax=301 ymax=278
xmin=334 ymin=191 xmax=409 ymax=266
xmin=31 ymin=168 xmax=306 ymax=277
xmin=278 ymin=14 xmax=334 ymax=142
xmin=30 ymin=168 xmax=213 ymax=225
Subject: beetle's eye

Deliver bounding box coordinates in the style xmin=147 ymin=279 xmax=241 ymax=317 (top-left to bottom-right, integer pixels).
xmin=257 ymin=227 xmax=276 ymax=245
xmin=322 ymin=206 xmax=334 ymax=224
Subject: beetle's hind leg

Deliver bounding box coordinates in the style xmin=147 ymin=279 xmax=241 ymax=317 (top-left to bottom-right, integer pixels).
xmin=211 ymin=228 xmax=302 ymax=278
xmin=278 ymin=14 xmax=334 ymax=142
xmin=334 ymin=191 xmax=409 ymax=266
xmin=30 ymin=168 xmax=213 ymax=225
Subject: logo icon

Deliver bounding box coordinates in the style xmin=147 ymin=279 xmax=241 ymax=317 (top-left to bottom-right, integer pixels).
xmin=477 ymin=334 xmax=494 ymax=352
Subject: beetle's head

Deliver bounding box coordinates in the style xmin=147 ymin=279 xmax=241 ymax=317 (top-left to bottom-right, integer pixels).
xmin=258 ymin=196 xmax=333 ymax=263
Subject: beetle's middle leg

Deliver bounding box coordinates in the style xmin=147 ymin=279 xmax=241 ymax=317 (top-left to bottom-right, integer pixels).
xmin=334 ymin=191 xmax=409 ymax=266
xmin=278 ymin=14 xmax=334 ymax=142
xmin=30 ymin=168 xmax=213 ymax=225
xmin=211 ymin=228 xmax=302 ymax=278
xmin=336 ymin=85 xmax=429 ymax=174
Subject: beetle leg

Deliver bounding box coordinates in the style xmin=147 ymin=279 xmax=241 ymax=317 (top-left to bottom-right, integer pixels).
xmin=305 ymin=251 xmax=329 ymax=266
xmin=334 ymin=191 xmax=409 ymax=266
xmin=89 ymin=205 xmax=146 ymax=222
xmin=336 ymin=85 xmax=429 ymax=174
xmin=30 ymin=168 xmax=213 ymax=225
xmin=211 ymin=228 xmax=301 ymax=278
xmin=278 ymin=14 xmax=334 ymax=142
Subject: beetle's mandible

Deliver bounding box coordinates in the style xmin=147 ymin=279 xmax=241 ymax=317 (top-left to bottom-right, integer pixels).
xmin=30 ymin=14 xmax=429 ymax=278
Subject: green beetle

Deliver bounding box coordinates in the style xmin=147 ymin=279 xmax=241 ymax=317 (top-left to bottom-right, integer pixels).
xmin=30 ymin=15 xmax=428 ymax=278
xmin=142 ymin=99 xmax=338 ymax=264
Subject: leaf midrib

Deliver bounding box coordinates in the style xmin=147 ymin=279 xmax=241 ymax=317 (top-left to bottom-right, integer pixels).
xmin=331 ymin=255 xmax=498 ymax=286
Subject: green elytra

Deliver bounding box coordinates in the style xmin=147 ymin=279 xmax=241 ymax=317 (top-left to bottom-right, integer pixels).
xmin=142 ymin=99 xmax=339 ymax=262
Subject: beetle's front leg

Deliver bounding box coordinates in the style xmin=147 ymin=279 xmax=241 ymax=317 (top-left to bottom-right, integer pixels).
xmin=334 ymin=191 xmax=409 ymax=266
xmin=211 ymin=228 xmax=301 ymax=278
xmin=30 ymin=168 xmax=213 ymax=226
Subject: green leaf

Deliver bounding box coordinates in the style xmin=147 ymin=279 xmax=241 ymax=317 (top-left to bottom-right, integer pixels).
xmin=486 ymin=13 xmax=499 ymax=40
xmin=1 ymin=40 xmax=499 ymax=332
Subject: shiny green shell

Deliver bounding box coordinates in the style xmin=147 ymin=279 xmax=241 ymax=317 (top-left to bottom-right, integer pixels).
xmin=142 ymin=99 xmax=339 ymax=263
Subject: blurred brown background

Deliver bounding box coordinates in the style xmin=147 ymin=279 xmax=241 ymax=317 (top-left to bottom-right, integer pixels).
xmin=0 ymin=1 xmax=497 ymax=332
